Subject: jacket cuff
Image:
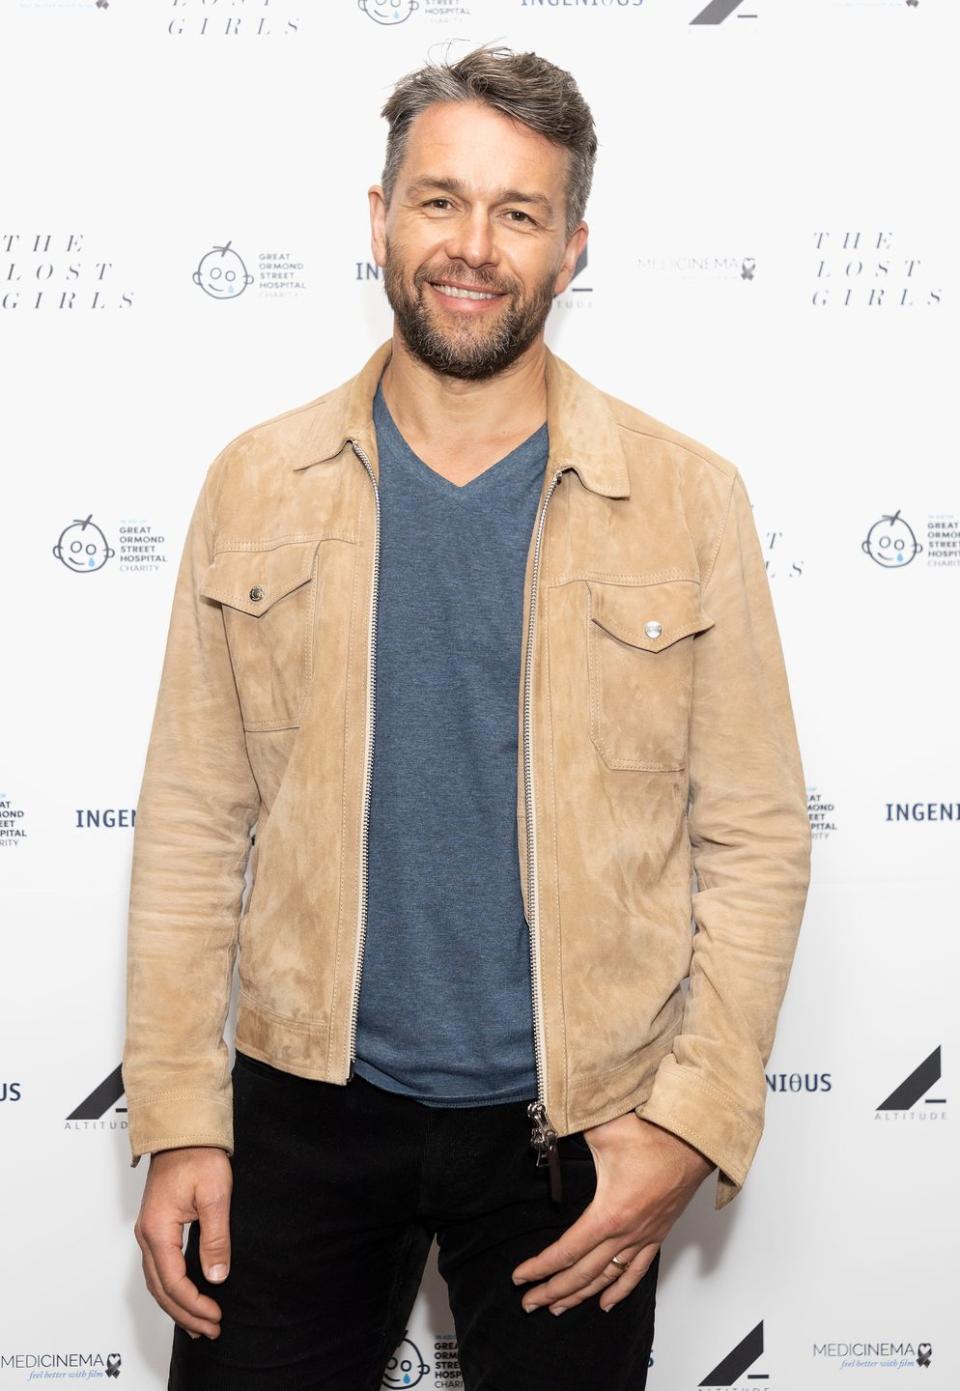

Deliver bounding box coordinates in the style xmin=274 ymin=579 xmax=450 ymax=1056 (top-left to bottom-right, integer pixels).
xmin=127 ymin=1088 xmax=234 ymax=1168
xmin=634 ymin=1058 xmax=760 ymax=1211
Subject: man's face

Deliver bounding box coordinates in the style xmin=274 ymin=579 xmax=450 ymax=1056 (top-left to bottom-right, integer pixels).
xmin=370 ymin=100 xmax=586 ymax=380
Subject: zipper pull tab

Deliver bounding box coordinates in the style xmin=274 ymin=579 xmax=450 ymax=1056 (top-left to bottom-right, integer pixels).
xmin=527 ymin=1100 xmax=563 ymax=1204
xmin=527 ymin=1100 xmax=556 ymax=1164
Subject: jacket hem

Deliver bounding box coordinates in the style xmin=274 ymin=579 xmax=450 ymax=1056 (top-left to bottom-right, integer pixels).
xmin=236 ymin=993 xmax=339 ymax=1075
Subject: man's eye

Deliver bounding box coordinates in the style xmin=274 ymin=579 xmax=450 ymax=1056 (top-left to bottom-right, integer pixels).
xmin=421 ymin=199 xmax=533 ymax=224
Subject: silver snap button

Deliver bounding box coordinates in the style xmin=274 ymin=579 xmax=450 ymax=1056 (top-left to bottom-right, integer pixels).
xmin=249 ymin=585 xmax=264 ymax=602
xmin=643 ymin=620 xmax=662 ymax=639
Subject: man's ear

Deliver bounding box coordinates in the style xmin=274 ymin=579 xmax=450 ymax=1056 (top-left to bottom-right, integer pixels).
xmin=368 ymin=185 xmax=388 ymax=269
xmin=554 ymin=224 xmax=588 ymax=297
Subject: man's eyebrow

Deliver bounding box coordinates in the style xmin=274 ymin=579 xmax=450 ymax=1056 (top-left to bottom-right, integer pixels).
xmin=406 ymin=176 xmax=554 ymax=217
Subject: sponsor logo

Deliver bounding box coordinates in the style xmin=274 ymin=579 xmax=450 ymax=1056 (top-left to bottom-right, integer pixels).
xmin=65 ymin=1064 xmax=129 ymax=1141
xmin=700 ymin=1319 xmax=767 ymax=1388
xmin=383 ymin=1330 xmax=431 ymax=1387
xmin=193 ymin=240 xmax=307 ymax=300
xmin=0 ymin=1349 xmax=125 ymax=1377
xmin=876 ymin=1046 xmax=945 ymax=1118
xmin=53 ymin=515 xmax=168 ymax=575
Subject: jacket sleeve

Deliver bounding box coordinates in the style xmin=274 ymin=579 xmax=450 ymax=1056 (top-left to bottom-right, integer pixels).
xmin=635 ymin=466 xmax=812 ymax=1210
xmin=122 ymin=448 xmax=261 ymax=1167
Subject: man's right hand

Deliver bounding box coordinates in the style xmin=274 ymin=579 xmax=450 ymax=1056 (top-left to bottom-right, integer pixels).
xmin=134 ymin=1145 xmax=233 ymax=1340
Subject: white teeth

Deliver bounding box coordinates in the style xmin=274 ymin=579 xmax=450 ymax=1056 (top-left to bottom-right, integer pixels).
xmin=432 ymin=283 xmax=500 ymax=301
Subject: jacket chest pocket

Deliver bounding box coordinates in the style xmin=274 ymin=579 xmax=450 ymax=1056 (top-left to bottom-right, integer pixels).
xmin=586 ymin=579 xmax=715 ymax=771
xmin=199 ymin=540 xmax=323 ymax=732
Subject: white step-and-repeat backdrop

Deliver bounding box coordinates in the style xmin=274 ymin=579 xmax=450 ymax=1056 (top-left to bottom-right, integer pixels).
xmin=2 ymin=1 xmax=956 ymax=1387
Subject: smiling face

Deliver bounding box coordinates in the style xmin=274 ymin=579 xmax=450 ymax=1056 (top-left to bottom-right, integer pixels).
xmin=382 ymin=1335 xmax=429 ymax=1387
xmin=195 ymin=246 xmax=249 ymax=298
xmin=863 ymin=513 xmax=922 ymax=567
xmin=55 ymin=518 xmax=113 ymax=572
xmin=370 ymin=100 xmax=587 ymax=380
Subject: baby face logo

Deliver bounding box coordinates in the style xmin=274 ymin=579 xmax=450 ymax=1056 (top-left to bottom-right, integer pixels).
xmin=53 ymin=514 xmax=115 ymax=573
xmin=862 ymin=509 xmax=923 ymax=568
xmin=193 ymin=241 xmax=254 ymax=300
xmin=358 ymin=0 xmax=419 ymax=25
xmin=382 ymin=1332 xmax=429 ymax=1386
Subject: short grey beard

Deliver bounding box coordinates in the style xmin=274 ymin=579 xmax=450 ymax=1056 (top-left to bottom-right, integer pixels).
xmin=382 ymin=248 xmax=558 ymax=382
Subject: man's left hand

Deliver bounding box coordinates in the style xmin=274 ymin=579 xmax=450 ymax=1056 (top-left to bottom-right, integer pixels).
xmin=510 ymin=1113 xmax=715 ymax=1314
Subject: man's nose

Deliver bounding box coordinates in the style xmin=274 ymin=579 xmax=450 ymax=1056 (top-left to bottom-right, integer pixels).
xmin=443 ymin=209 xmax=498 ymax=270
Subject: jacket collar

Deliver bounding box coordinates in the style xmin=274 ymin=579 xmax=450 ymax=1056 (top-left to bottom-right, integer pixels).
xmin=289 ymin=336 xmax=630 ymax=499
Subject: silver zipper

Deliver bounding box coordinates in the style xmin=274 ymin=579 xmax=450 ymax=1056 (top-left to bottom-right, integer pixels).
xmin=524 ymin=467 xmax=567 ymax=1168
xmin=345 ymin=438 xmax=380 ymax=1080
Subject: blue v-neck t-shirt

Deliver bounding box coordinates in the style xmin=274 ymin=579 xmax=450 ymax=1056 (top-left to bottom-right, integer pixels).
xmin=351 ymin=377 xmax=549 ymax=1107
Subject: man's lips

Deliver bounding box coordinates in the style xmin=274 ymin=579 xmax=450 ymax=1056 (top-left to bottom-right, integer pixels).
xmin=425 ymin=279 xmax=509 ymax=312
xmin=428 ymin=279 xmax=507 ymax=294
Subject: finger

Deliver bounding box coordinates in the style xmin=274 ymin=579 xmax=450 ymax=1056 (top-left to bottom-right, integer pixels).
xmin=196 ymin=1179 xmax=232 ymax=1284
xmin=540 ymin=1262 xmax=636 ymax=1314
xmin=598 ymin=1243 xmax=660 ymax=1312
xmin=511 ymin=1205 xmax=610 ymax=1288
xmin=541 ymin=1243 xmax=656 ymax=1315
xmin=139 ymin=1235 xmax=222 ymax=1339
xmin=141 ymin=1241 xmax=217 ymax=1339
xmin=143 ymin=1217 xmax=224 ymax=1330
xmin=519 ymin=1233 xmax=644 ymax=1311
xmin=525 ymin=1241 xmax=657 ymax=1315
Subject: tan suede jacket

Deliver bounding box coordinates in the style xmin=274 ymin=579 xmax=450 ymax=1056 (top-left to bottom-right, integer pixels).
xmin=122 ymin=337 xmax=811 ymax=1210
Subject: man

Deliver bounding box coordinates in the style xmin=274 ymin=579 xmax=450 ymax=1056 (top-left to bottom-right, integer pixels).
xmin=123 ymin=43 xmax=811 ymax=1391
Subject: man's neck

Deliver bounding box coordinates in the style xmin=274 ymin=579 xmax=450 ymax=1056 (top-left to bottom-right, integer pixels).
xmin=377 ymin=328 xmax=548 ymax=479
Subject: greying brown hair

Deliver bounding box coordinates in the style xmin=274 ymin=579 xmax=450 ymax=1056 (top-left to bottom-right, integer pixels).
xmin=379 ymin=42 xmax=598 ymax=241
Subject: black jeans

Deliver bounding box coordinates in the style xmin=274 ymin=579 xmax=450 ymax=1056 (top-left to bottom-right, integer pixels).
xmin=169 ymin=1049 xmax=660 ymax=1391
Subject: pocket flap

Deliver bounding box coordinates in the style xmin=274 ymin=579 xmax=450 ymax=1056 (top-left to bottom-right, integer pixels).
xmin=587 ymin=579 xmax=715 ymax=652
xmin=200 ymin=541 xmax=321 ymax=617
